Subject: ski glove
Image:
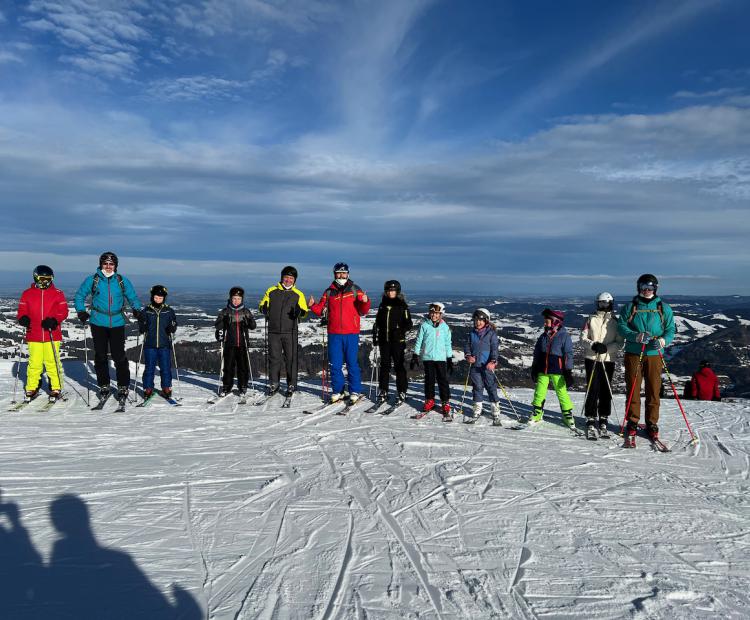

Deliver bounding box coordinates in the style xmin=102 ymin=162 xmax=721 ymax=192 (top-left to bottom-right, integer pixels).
xmin=409 ymin=354 xmax=420 ymax=370
xmin=447 ymin=358 xmax=454 ymax=375
xmin=259 ymin=303 xmax=268 ymax=316
xmin=166 ymin=322 xmax=177 ymax=334
xmin=215 ymin=329 xmax=224 ymax=342
xmin=486 ymin=360 xmax=497 ymax=371
xmin=636 ymin=332 xmax=651 ymax=344
xmin=650 ymin=337 xmax=666 ymax=350
xmin=18 ymin=315 xmax=31 ymax=328
xmin=41 ymin=317 xmax=59 ymax=330
xmin=591 ymin=342 xmax=608 ymax=354
xmin=132 ymin=308 xmax=142 ymax=320
xmin=77 ymin=311 xmax=90 ymax=324
xmin=563 ymin=369 xmax=574 ymax=389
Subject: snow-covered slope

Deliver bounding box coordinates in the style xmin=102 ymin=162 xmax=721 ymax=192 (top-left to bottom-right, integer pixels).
xmin=1 ymin=360 xmax=748 ymax=619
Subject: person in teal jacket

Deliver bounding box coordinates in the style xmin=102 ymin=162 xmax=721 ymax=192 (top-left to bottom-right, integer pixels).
xmin=74 ymin=252 xmax=142 ymax=400
xmin=410 ymin=302 xmax=453 ymax=417
xmin=617 ymin=274 xmax=676 ymax=443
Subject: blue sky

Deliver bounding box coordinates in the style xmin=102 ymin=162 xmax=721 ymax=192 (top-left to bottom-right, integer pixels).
xmin=0 ymin=0 xmax=748 ymax=296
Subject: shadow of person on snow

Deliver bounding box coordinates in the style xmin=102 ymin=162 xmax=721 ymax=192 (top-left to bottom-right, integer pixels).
xmin=43 ymin=493 xmax=202 ymax=619
xmin=0 ymin=489 xmax=44 ymax=619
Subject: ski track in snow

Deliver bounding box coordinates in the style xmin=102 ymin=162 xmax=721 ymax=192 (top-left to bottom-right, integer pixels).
xmin=1 ymin=360 xmax=749 ymax=619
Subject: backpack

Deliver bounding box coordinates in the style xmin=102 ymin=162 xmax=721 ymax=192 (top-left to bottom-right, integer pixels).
xmin=627 ymin=296 xmax=664 ymax=328
xmin=90 ymin=273 xmax=129 ymax=317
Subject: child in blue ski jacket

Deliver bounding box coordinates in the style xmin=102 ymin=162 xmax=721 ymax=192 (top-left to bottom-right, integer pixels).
xmin=464 ymin=308 xmax=500 ymax=421
xmin=411 ymin=302 xmax=453 ymax=417
xmin=530 ymin=308 xmax=575 ymax=428
xmin=137 ymin=285 xmax=178 ymax=399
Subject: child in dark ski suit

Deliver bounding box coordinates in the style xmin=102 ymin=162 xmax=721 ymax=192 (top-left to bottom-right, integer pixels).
xmin=215 ymin=287 xmax=257 ymax=396
xmin=138 ymin=284 xmax=177 ymax=398
xmin=530 ymin=308 xmax=575 ymax=428
xmin=373 ymin=280 xmax=413 ymax=403
xmin=464 ymin=308 xmax=500 ymax=420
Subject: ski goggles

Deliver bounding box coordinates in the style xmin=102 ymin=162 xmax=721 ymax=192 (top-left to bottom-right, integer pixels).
xmin=428 ymin=306 xmax=443 ymax=314
xmin=639 ymin=284 xmax=655 ymax=292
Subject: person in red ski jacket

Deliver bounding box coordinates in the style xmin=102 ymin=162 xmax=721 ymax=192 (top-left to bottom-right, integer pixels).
xmin=16 ymin=265 xmax=69 ymax=401
xmin=688 ymin=360 xmax=721 ymax=401
xmin=308 ymin=263 xmax=371 ymax=404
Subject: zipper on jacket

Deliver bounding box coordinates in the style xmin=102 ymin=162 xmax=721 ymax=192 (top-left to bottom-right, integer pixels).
xmin=41 ymin=289 xmax=46 ymax=342
xmin=155 ymin=309 xmax=160 ymax=348
xmin=386 ymin=306 xmax=391 ymax=342
xmin=107 ymin=278 xmax=112 ymax=328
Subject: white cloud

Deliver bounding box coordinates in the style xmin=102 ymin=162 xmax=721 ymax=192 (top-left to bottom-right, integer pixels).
xmin=0 ymin=51 xmax=23 ymax=64
xmin=673 ymin=87 xmax=745 ymax=99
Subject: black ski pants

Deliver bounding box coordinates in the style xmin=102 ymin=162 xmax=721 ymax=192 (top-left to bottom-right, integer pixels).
xmin=223 ymin=345 xmax=249 ymax=392
xmin=584 ymin=358 xmax=615 ymax=420
xmin=378 ymin=341 xmax=408 ymax=394
xmin=268 ymin=332 xmax=297 ymax=389
xmin=90 ymin=325 xmax=129 ymax=389
xmin=423 ymin=360 xmax=450 ymax=404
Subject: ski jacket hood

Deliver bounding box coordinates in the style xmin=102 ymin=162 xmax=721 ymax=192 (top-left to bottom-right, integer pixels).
xmin=310 ymin=280 xmax=370 ymax=335
xmin=17 ymin=283 xmax=69 ymax=342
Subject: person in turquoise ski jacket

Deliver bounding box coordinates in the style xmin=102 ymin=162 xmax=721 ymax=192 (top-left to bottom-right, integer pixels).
xmin=617 ymin=274 xmax=676 ymax=443
xmin=74 ymin=251 xmax=142 ymax=400
xmin=530 ymin=309 xmax=576 ymax=429
xmin=411 ymin=302 xmax=453 ymax=417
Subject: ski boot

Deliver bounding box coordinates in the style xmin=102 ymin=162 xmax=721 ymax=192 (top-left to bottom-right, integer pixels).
xmin=490 ymin=401 xmax=502 ymax=426
xmin=441 ymin=402 xmax=453 ymax=422
xmin=471 ymin=402 xmax=483 ymax=419
xmin=285 ymin=385 xmax=296 ymax=398
xmin=422 ymin=399 xmax=435 ymax=413
xmin=623 ymin=420 xmax=638 ymax=448
xmin=376 ymin=390 xmax=388 ymax=405
xmin=646 ymin=423 xmax=659 ymax=441
xmin=598 ymin=418 xmax=610 ymax=439
xmin=330 ymin=391 xmax=346 ymax=404
xmin=397 ymin=392 xmax=407 ymax=405
xmin=24 ymin=388 xmax=40 ymax=403
xmin=48 ymin=390 xmax=61 ymax=403
xmin=162 ymin=387 xmax=172 ymax=398
xmin=348 ymin=393 xmax=362 ymax=406
xmin=561 ymin=409 xmax=576 ymax=429
xmin=528 ymin=404 xmax=544 ymax=424
xmin=143 ymin=388 xmax=154 ymax=398
xmin=267 ymin=384 xmax=279 ymax=397
xmin=585 ymin=418 xmax=598 ymax=441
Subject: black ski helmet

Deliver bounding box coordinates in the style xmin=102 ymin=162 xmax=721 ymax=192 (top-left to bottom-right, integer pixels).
xmin=150 ymin=284 xmax=168 ymax=300
xmin=637 ymin=273 xmax=658 ymax=294
xmin=99 ymin=251 xmax=118 ymax=270
xmin=333 ymin=262 xmax=349 ymax=275
xmin=281 ymin=266 xmax=298 ymax=281
xmin=383 ymin=280 xmax=401 ymax=293
xmin=229 ymin=286 xmax=244 ymax=298
xmin=33 ymin=265 xmax=54 ymax=289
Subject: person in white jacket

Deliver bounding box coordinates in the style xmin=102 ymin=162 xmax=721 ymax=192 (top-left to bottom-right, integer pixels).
xmin=580 ymin=292 xmax=623 ymax=435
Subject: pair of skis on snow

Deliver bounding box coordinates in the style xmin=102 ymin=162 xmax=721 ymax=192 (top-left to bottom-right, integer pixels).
xmin=135 ymin=391 xmax=181 ymax=408
xmin=7 ymin=392 xmax=68 ymax=413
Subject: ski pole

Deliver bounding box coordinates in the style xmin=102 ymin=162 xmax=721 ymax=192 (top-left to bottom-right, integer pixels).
xmin=83 ymin=322 xmax=91 ymax=406
xmin=216 ymin=332 xmax=226 ymax=397
xmin=293 ymin=312 xmax=299 ymax=393
xmin=579 ymin=355 xmax=598 ymax=419
xmin=242 ymin=326 xmax=255 ymax=395
xmin=459 ymin=364 xmax=471 ymax=415
xmin=170 ymin=335 xmax=182 ymax=401
xmin=47 ymin=329 xmax=65 ymax=395
xmin=321 ymin=321 xmax=329 ymax=401
xmin=658 ymin=348 xmax=698 ymax=444
xmin=599 ymin=359 xmax=623 ymax=431
xmin=619 ymin=342 xmax=647 ymax=436
xmin=264 ymin=313 xmax=269 ymax=390
xmin=368 ymin=344 xmax=379 ymax=400
xmin=494 ymin=372 xmax=521 ymax=421
xmin=132 ymin=333 xmax=144 ymax=403
xmin=11 ymin=343 xmax=21 ymax=404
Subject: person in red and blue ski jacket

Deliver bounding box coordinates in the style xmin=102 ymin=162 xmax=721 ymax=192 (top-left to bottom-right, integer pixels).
xmin=308 ymin=263 xmax=371 ymax=404
xmin=74 ymin=252 xmax=142 ymax=400
xmin=530 ymin=309 xmax=576 ymax=428
xmin=464 ymin=308 xmax=500 ymax=420
xmin=137 ymin=285 xmax=177 ymax=399
xmin=215 ymin=287 xmax=257 ymax=397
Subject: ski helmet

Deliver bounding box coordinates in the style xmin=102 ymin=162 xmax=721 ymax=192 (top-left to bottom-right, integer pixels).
xmin=596 ymin=291 xmax=614 ymax=311
xmin=700 ymin=360 xmax=711 ymax=369
xmin=472 ymin=308 xmax=491 ymax=322
xmin=542 ymin=308 xmax=565 ymax=325
xmin=99 ymin=251 xmax=118 ymax=270
xmin=384 ymin=280 xmax=401 ymax=293
xmin=280 ymin=266 xmax=298 ymax=281
xmin=150 ymin=284 xmax=168 ymax=300
xmin=429 ymin=302 xmax=445 ymax=314
xmin=333 ymin=262 xmax=349 ymax=275
xmin=637 ymin=273 xmax=658 ymax=294
xmin=229 ymin=286 xmax=244 ymax=298
xmin=33 ymin=265 xmax=54 ymax=289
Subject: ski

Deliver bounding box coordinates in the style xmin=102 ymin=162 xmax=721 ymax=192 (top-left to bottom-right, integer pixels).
xmin=39 ymin=397 xmax=64 ymax=412
xmin=136 ymin=393 xmax=157 ymax=408
xmin=598 ymin=426 xmax=611 ymax=439
xmin=281 ymin=395 xmax=293 ymax=408
xmin=649 ymin=437 xmax=671 ymax=453
xmin=7 ymin=396 xmax=39 ymax=412
xmin=207 ymin=392 xmax=233 ymax=405
xmin=336 ymin=398 xmax=366 ymax=416
xmin=159 ymin=392 xmax=181 ymax=406
xmin=411 ymin=411 xmax=431 ymax=420
xmin=91 ymin=392 xmax=112 ymax=411
xmin=303 ymin=401 xmax=345 ymax=415
xmin=443 ymin=412 xmax=454 ymax=423
xmin=365 ymin=400 xmax=387 ymax=414
xmin=463 ymin=414 xmax=478 ymax=425
xmin=253 ymin=392 xmax=280 ymax=407
xmin=380 ymin=399 xmax=405 ymax=416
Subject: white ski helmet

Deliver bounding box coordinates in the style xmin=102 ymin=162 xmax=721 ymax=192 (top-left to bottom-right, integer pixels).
xmin=473 ymin=307 xmax=491 ymax=322
xmin=596 ymin=292 xmax=614 ymax=310
xmin=428 ymin=302 xmax=445 ymax=314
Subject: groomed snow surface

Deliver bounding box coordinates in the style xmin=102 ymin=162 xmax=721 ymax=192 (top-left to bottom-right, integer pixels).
xmin=1 ymin=360 xmax=749 ymax=619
